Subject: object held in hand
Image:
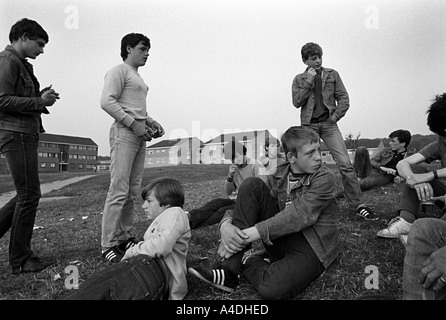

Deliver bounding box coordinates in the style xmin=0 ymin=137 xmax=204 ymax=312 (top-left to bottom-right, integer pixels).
xmin=420 ymin=201 xmax=441 ymax=218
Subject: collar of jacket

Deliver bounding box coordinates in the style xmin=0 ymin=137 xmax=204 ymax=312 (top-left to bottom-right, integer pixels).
xmin=5 ymin=45 xmax=31 ymax=66
xmin=302 ymin=66 xmax=333 ymax=82
xmin=271 ymin=162 xmax=312 ymax=186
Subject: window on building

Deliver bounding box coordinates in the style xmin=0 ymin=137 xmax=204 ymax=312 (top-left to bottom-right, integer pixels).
xmin=40 ymin=162 xmax=46 ymax=168
xmin=50 ymin=163 xmax=56 ymax=168
xmin=70 ymin=163 xmax=75 ymax=169
xmin=79 ymin=164 xmax=83 ymax=169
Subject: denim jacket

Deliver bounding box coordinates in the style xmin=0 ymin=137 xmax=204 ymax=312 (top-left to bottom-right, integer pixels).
xmin=292 ymin=67 xmax=349 ymax=124
xmin=0 ymin=45 xmax=48 ymax=133
xmin=255 ymin=162 xmax=342 ymax=269
xmin=371 ymin=146 xmax=407 ymax=170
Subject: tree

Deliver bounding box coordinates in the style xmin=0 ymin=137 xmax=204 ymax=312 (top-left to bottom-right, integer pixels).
xmin=345 ymin=132 xmax=361 ymax=150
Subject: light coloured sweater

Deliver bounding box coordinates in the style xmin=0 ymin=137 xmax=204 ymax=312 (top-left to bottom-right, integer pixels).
xmin=224 ymin=157 xmax=267 ymax=199
xmin=122 ymin=207 xmax=191 ymax=300
xmin=100 ymin=62 xmax=154 ymax=127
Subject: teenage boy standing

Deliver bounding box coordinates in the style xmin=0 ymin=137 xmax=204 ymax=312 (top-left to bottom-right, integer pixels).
xmin=291 ymin=42 xmax=372 ymax=219
xmin=100 ymin=33 xmax=165 ymax=262
xmin=0 ymin=18 xmax=60 ymax=274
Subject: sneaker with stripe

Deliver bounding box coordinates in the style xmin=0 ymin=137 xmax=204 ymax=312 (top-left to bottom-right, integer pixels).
xmin=101 ymin=246 xmax=124 ymax=263
xmin=188 ymin=267 xmax=238 ymax=293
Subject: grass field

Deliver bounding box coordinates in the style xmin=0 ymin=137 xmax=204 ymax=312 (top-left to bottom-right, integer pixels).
xmin=0 ymin=164 xmax=414 ymax=300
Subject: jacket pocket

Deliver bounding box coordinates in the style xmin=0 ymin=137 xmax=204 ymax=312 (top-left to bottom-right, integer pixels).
xmin=20 ymin=75 xmax=34 ymax=96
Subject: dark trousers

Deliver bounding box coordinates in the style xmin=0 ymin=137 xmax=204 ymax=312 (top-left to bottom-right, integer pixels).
xmin=189 ymin=198 xmax=235 ymax=229
xmin=60 ymin=255 xmax=168 ymax=300
xmin=222 ymin=177 xmax=324 ymax=300
xmin=353 ymin=146 xmax=394 ymax=191
xmin=0 ymin=130 xmax=41 ymax=268
xmin=399 ymin=164 xmax=446 ymax=222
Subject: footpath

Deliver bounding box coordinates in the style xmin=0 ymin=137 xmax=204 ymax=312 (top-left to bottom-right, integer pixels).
xmin=0 ymin=175 xmax=95 ymax=207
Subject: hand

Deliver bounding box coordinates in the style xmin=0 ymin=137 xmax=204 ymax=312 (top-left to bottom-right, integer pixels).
xmin=41 ymin=88 xmax=60 ymax=106
xmin=130 ymin=121 xmax=152 ymax=141
xmin=431 ymin=194 xmax=446 ymax=204
xmin=394 ymin=176 xmax=404 ymax=184
xmin=307 ymin=68 xmax=316 ymax=83
xmin=419 ymin=246 xmax=446 ymax=291
xmin=149 ymin=121 xmax=165 ymax=138
xmin=414 ymin=183 xmax=433 ymax=202
xmin=381 ymin=167 xmax=396 ymax=176
xmin=218 ymin=221 xmax=249 ymax=259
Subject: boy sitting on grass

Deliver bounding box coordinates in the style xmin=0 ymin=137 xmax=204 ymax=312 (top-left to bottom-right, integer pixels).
xmin=189 ymin=126 xmax=341 ymax=299
xmin=61 ymin=177 xmax=190 ymax=300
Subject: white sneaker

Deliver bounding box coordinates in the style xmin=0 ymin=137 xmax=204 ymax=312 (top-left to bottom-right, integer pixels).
xmin=377 ymin=217 xmax=412 ymax=238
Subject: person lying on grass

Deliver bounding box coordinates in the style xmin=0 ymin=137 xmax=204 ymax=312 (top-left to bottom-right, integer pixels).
xmin=61 ymin=177 xmax=190 ymax=300
xmin=188 ymin=126 xmax=341 ymax=299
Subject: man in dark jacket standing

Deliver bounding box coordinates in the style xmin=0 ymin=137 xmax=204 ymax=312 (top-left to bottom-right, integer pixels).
xmin=0 ymin=18 xmax=59 ymax=274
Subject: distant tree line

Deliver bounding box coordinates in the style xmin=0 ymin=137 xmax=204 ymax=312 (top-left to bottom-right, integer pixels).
xmin=345 ymin=132 xmax=438 ymax=153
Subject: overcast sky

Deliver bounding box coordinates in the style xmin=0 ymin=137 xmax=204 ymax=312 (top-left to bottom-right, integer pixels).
xmin=1 ymin=0 xmax=445 ymax=155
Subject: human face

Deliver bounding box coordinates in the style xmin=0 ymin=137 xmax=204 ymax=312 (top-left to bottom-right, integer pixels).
xmin=141 ymin=190 xmax=167 ymax=220
xmin=267 ymin=144 xmax=279 ymax=159
xmin=22 ymin=37 xmax=46 ymax=59
xmin=126 ymin=41 xmax=150 ymax=68
xmin=304 ymin=54 xmax=322 ymax=71
xmin=389 ymin=137 xmax=405 ymax=152
xmin=232 ymin=153 xmax=245 ymax=166
xmin=288 ymin=142 xmax=321 ymax=174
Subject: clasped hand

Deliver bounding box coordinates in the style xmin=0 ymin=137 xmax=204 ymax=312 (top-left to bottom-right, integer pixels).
xmin=218 ymin=221 xmax=249 ymax=260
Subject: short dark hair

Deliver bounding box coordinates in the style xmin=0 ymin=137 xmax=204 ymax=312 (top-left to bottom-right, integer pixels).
xmin=389 ymin=129 xmax=411 ymax=149
xmin=427 ymin=93 xmax=446 ymax=137
xmin=301 ymin=42 xmax=323 ymax=61
xmin=141 ymin=177 xmax=185 ymax=208
xmin=120 ymin=33 xmax=150 ymax=61
xmin=223 ymin=140 xmax=247 ymax=161
xmin=265 ymin=136 xmax=280 ymax=147
xmin=281 ymin=126 xmax=320 ymax=158
xmin=9 ymin=18 xmax=49 ymax=43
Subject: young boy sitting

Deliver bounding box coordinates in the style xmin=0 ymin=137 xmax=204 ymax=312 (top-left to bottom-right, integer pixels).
xmin=61 ymin=177 xmax=190 ymax=300
xmin=189 ymin=126 xmax=341 ymax=299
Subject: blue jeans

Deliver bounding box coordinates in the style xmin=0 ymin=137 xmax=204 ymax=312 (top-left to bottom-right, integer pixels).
xmin=101 ymin=122 xmax=146 ymax=248
xmin=398 ymin=164 xmax=446 ymax=223
xmin=403 ymin=217 xmax=446 ymax=300
xmin=60 ymin=255 xmax=168 ymax=300
xmin=222 ymin=178 xmax=324 ymax=300
xmin=0 ymin=130 xmax=41 ymax=268
xmin=189 ymin=198 xmax=235 ymax=229
xmin=304 ymin=120 xmax=361 ymax=208
xmin=353 ymin=146 xmax=394 ymax=191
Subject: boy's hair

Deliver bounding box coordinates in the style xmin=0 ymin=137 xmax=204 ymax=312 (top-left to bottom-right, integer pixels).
xmin=141 ymin=177 xmax=185 ymax=208
xmin=281 ymin=126 xmax=320 ymax=158
xmin=301 ymin=42 xmax=323 ymax=61
xmin=9 ymin=18 xmax=49 ymax=43
xmin=389 ymin=129 xmax=411 ymax=148
xmin=223 ymin=140 xmax=247 ymax=161
xmin=120 ymin=33 xmax=151 ymax=61
xmin=265 ymin=136 xmax=281 ymax=148
xmin=427 ymin=93 xmax=446 ymax=137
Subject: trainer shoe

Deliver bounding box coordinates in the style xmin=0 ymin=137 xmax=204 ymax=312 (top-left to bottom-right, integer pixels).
xmin=377 ymin=216 xmax=412 ymax=238
xmin=356 ymin=205 xmax=378 ymax=220
xmin=102 ymin=245 xmax=124 ymax=263
xmin=188 ymin=266 xmax=238 ymax=293
xmin=12 ymin=256 xmax=56 ymax=275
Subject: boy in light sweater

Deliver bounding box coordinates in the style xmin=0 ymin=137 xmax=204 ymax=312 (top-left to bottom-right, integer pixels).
xmin=61 ymin=177 xmax=190 ymax=300
xmin=100 ymin=33 xmax=165 ymax=263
